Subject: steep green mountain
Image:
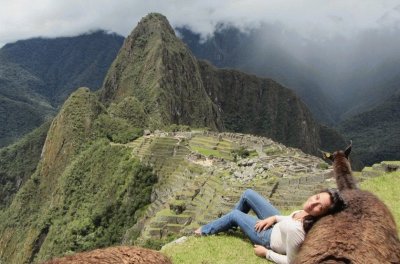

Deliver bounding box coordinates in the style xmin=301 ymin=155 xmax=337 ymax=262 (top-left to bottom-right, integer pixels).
xmin=101 ymin=13 xmax=345 ymax=155
xmin=177 ymin=26 xmax=337 ymax=124
xmin=0 ymin=13 xmax=351 ymax=263
xmin=0 ymin=31 xmax=124 ymax=147
xmin=339 ymin=92 xmax=400 ymax=165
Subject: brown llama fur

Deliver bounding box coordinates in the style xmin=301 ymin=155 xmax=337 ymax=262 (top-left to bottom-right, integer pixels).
xmin=42 ymin=246 xmax=172 ymax=264
xmin=294 ymin=144 xmax=400 ymax=264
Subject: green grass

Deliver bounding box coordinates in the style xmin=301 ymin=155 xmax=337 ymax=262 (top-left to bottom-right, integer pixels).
xmin=190 ymin=145 xmax=231 ymax=160
xmin=362 ymin=166 xmax=373 ymax=171
xmin=162 ymin=236 xmax=271 ymax=264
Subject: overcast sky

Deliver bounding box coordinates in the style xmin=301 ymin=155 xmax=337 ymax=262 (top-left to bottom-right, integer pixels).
xmin=1 ymin=0 xmax=400 ymax=47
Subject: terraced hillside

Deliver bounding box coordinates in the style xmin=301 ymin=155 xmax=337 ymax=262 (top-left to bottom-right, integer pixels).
xmin=117 ymin=131 xmax=336 ymax=246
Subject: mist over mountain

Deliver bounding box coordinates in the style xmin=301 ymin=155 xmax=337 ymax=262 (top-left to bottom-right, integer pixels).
xmin=177 ymin=23 xmax=400 ymax=122
xmin=301 ymin=28 xmax=400 ymax=118
xmin=0 ymin=31 xmax=124 ymax=147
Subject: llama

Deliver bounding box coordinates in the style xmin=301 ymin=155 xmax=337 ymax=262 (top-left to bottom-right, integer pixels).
xmin=294 ymin=142 xmax=400 ymax=263
xmin=43 ymin=246 xmax=172 ymax=264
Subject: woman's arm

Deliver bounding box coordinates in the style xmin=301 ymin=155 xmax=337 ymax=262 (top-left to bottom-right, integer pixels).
xmin=255 ymin=214 xmax=291 ymax=232
xmin=266 ymin=249 xmax=287 ymax=264
xmin=255 ymin=215 xmax=277 ymax=231
xmin=254 ymin=245 xmax=289 ymax=264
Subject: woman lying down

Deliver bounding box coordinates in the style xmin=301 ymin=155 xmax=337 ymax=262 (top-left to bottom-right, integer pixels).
xmin=195 ymin=189 xmax=346 ymax=264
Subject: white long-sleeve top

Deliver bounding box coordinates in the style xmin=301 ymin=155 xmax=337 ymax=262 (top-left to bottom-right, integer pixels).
xmin=266 ymin=211 xmax=305 ymax=264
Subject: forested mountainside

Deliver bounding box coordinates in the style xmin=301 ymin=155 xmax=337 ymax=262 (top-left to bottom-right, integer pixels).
xmin=0 ymin=31 xmax=124 ymax=147
xmin=0 ymin=121 xmax=50 ymax=210
xmin=177 ymin=26 xmax=337 ymax=124
xmin=339 ymin=91 xmax=400 ymax=165
xmin=0 ymin=13 xmax=352 ymax=263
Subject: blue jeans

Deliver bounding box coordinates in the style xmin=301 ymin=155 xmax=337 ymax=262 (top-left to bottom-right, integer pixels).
xmin=201 ymin=189 xmax=280 ymax=247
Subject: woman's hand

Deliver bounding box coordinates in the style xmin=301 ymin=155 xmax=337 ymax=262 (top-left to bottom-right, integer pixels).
xmin=254 ymin=216 xmax=276 ymax=232
xmin=254 ymin=244 xmax=268 ymax=258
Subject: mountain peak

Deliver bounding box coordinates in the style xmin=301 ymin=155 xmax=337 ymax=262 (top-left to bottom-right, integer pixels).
xmin=117 ymin=13 xmax=176 ymax=59
xmin=136 ymin=13 xmax=175 ymax=36
xmin=100 ymin=13 xmax=222 ymax=130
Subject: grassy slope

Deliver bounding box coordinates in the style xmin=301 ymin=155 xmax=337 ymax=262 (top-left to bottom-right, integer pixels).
xmin=162 ymin=171 xmax=400 ymax=263
xmin=164 ymin=236 xmax=268 ymax=264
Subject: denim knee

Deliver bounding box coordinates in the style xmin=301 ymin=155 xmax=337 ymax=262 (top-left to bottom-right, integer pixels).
xmin=229 ymin=209 xmax=242 ymax=222
xmin=243 ymin=188 xmax=259 ymax=201
xmin=243 ymin=188 xmax=255 ymax=197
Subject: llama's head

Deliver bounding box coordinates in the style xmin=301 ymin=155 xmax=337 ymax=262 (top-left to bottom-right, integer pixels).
xmin=320 ymin=141 xmax=357 ymax=190
xmin=320 ymin=140 xmax=352 ymax=163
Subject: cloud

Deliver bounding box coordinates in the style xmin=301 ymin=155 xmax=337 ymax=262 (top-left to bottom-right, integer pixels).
xmin=0 ymin=0 xmax=399 ymax=47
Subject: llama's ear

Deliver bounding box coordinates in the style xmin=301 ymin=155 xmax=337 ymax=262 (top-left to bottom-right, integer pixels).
xmin=344 ymin=140 xmax=352 ymax=159
xmin=319 ymin=149 xmax=334 ymax=161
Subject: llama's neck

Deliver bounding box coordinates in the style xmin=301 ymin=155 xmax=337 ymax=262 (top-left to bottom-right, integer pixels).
xmin=333 ymin=157 xmax=357 ymax=191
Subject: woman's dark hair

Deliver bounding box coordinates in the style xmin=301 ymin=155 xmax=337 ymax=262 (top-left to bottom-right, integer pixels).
xmin=303 ymin=188 xmax=347 ymax=233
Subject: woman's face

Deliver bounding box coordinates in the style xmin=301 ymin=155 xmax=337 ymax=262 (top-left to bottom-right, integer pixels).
xmin=303 ymin=192 xmax=332 ymax=217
